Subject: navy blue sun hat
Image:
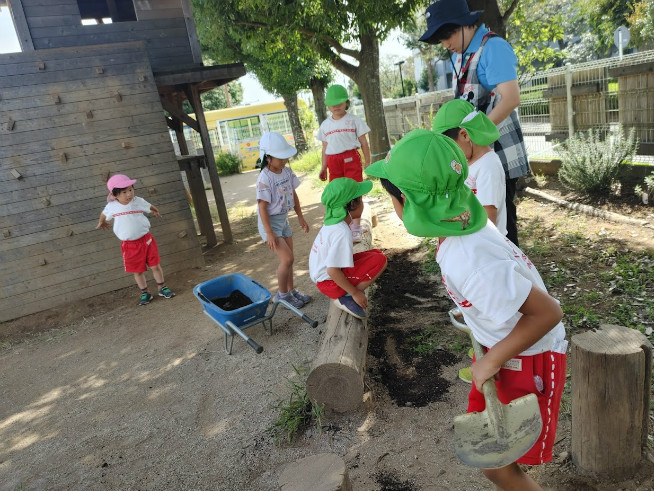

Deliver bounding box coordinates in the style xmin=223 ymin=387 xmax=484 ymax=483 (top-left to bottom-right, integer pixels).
xmin=419 ymin=0 xmax=484 ymax=43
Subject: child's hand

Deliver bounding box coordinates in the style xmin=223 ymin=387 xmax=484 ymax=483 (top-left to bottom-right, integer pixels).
xmin=96 ymin=221 xmax=110 ymax=230
xmin=470 ymin=355 xmax=501 ymax=392
xmin=298 ymin=217 xmax=310 ymax=233
xmin=319 ymin=168 xmax=328 ymax=181
xmin=266 ymin=234 xmax=277 ymax=252
xmin=150 ymin=205 xmax=161 ymax=218
xmin=352 ymin=290 xmax=368 ymax=309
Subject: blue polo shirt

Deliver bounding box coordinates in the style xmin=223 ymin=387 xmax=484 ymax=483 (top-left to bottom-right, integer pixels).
xmin=452 ymin=24 xmax=518 ymax=90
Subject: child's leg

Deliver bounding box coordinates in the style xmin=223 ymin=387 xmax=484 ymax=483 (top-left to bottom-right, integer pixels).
xmin=133 ymin=272 xmax=148 ymax=290
xmin=151 ymin=263 xmax=164 ymax=284
xmin=273 ymin=236 xmax=294 ymax=293
xmin=351 ymin=249 xmax=387 ymax=291
xmin=281 ymin=236 xmax=295 ymax=292
xmin=482 ymin=463 xmax=542 ymax=491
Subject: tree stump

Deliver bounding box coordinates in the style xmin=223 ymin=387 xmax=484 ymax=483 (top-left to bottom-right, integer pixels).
xmin=306 ymin=202 xmax=374 ymax=413
xmin=278 ymin=453 xmax=351 ymax=491
xmin=571 ymin=324 xmax=652 ymax=479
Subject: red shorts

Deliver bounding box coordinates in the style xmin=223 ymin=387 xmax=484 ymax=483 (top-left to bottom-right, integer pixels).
xmin=121 ymin=233 xmax=161 ymax=273
xmin=467 ymin=350 xmax=567 ymax=465
xmin=326 ymin=148 xmax=363 ymax=182
xmin=316 ymin=249 xmax=387 ymax=299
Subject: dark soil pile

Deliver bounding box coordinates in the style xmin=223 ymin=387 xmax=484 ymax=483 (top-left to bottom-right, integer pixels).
xmin=211 ymin=289 xmax=252 ymax=310
xmin=368 ymin=247 xmax=460 ymax=408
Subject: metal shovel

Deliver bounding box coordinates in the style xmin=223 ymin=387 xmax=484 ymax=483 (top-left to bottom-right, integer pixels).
xmin=448 ymin=309 xmax=543 ymax=469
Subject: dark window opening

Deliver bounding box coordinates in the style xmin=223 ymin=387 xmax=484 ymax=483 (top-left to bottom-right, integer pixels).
xmin=77 ymin=0 xmax=137 ymax=24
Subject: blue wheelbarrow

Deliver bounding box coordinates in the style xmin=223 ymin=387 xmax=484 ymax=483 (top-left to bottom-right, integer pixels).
xmin=194 ymin=273 xmax=318 ymax=355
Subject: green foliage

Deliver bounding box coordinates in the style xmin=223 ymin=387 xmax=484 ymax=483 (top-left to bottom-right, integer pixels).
xmin=509 ymin=0 xmax=565 ymax=75
xmin=182 ymin=81 xmax=243 ymax=114
xmin=409 ymin=324 xmax=469 ymax=355
xmin=266 ymin=365 xmax=324 ymax=446
xmin=628 ymin=0 xmax=654 ymax=49
xmin=289 ymin=147 xmax=322 ymax=174
xmin=634 ymin=171 xmax=654 ymax=204
xmin=418 ymin=65 xmax=438 ymax=93
xmin=215 ymin=152 xmax=242 ymax=175
xmin=575 ymin=0 xmax=634 ymax=55
xmin=557 ymin=127 xmax=638 ymax=196
xmin=298 ymin=98 xmax=317 ymax=136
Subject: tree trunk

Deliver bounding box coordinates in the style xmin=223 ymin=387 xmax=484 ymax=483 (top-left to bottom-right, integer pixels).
xmin=352 ymin=33 xmax=390 ymax=158
xmin=571 ymin=324 xmax=652 ymax=479
xmin=427 ymin=58 xmax=435 ymax=92
xmin=467 ymin=0 xmax=506 ymax=38
xmin=282 ymin=93 xmax=308 ymax=154
xmin=310 ymin=77 xmax=329 ymax=127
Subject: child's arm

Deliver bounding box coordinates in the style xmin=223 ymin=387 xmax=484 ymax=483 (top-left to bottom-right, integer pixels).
xmin=96 ymin=213 xmax=110 ymax=230
xmin=258 ymin=199 xmax=277 ymax=251
xmin=359 ymin=134 xmax=371 ymax=168
xmin=483 ymin=205 xmax=497 ymax=225
xmin=319 ymin=141 xmax=328 ymax=181
xmin=292 ymin=190 xmax=309 ymax=233
xmin=326 ymin=267 xmax=367 ymax=308
xmin=471 ymin=284 xmax=564 ymax=390
xmin=150 ymin=204 xmax=161 ymax=218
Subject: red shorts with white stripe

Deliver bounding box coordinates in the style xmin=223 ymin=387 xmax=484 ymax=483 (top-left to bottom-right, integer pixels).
xmin=316 ymin=249 xmax=387 ymax=299
xmin=121 ymin=232 xmax=161 ymax=273
xmin=326 ymin=148 xmax=363 ymax=182
xmin=467 ymin=350 xmax=567 ymax=465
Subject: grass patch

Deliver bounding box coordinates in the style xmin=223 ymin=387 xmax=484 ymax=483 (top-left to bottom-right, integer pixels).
xmin=408 ymin=324 xmax=469 ymax=355
xmin=267 ymin=365 xmax=324 ymax=446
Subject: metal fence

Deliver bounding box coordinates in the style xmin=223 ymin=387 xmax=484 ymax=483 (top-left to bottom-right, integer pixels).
xmin=376 ymin=50 xmax=654 ymax=164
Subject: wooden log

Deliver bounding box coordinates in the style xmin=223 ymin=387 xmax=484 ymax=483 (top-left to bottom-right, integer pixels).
xmin=278 ymin=453 xmax=351 ymax=491
xmin=571 ymin=324 xmax=652 ymax=479
xmin=306 ymin=202 xmax=375 ymax=413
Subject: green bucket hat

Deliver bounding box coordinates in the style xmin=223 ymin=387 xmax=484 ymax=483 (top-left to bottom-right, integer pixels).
xmin=321 ymin=178 xmax=373 ymax=225
xmin=432 ymin=99 xmax=500 ymax=146
xmin=324 ymin=84 xmax=349 ymax=106
xmin=364 ymin=129 xmax=487 ymax=237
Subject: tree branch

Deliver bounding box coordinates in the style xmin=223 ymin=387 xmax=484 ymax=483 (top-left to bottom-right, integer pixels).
xmin=502 ymin=0 xmax=520 ymax=24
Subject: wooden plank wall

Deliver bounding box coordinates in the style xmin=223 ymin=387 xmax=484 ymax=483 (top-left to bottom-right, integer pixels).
xmin=19 ymin=0 xmax=196 ymax=72
xmin=0 ymin=42 xmax=204 ymax=322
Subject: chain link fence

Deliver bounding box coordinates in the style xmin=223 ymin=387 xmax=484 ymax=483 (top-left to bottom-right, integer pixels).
xmin=379 ymin=50 xmax=654 ymax=165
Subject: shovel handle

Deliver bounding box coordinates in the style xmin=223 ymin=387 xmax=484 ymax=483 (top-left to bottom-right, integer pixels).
xmin=448 ymin=311 xmax=508 ymax=440
xmin=468 ymin=334 xmax=508 ymax=441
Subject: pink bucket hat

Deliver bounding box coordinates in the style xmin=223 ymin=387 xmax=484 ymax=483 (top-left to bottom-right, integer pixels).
xmin=106 ymin=174 xmax=136 ymax=202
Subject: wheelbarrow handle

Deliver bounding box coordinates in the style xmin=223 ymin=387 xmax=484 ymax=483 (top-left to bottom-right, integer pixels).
xmin=302 ymin=314 xmax=319 ymax=328
xmin=225 ymin=321 xmax=263 ymax=354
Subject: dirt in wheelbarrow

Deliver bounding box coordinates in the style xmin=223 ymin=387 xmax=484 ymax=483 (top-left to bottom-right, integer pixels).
xmin=1 ymin=171 xmax=653 ymax=491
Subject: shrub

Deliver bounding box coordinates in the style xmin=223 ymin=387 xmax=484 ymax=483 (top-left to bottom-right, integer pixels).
xmin=215 ymin=152 xmax=242 ymax=175
xmin=557 ymin=127 xmax=638 ymax=196
xmin=634 ymin=171 xmax=654 ymax=205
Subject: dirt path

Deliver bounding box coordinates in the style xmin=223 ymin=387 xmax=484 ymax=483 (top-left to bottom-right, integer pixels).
xmin=1 ymin=171 xmax=652 ymax=491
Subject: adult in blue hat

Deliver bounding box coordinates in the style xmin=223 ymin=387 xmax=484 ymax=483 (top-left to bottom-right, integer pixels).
xmin=419 ymin=0 xmax=529 ymax=247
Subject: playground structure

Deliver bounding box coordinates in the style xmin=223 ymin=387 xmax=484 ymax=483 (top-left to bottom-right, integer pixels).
xmin=0 ymin=0 xmax=245 ymax=321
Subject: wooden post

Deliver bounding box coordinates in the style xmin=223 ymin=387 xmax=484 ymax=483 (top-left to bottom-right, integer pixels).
xmin=168 ymin=94 xmax=217 ymax=246
xmin=306 ymin=203 xmax=375 ymax=413
xmin=184 ymin=84 xmax=233 ymax=244
xmin=571 ymin=324 xmax=652 ymax=479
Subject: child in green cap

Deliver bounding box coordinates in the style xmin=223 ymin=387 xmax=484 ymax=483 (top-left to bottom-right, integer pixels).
xmin=309 ymin=178 xmax=387 ymax=319
xmin=434 ymin=98 xmax=507 ymax=384
xmin=365 ymin=129 xmax=567 ymax=490
xmin=317 ymin=84 xmax=371 ymax=243
xmin=434 ymin=99 xmax=507 ymax=237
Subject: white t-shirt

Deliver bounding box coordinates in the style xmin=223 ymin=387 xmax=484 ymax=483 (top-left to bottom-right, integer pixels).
xmin=309 ymin=222 xmax=354 ymax=283
xmin=316 ymin=113 xmax=370 ymax=155
xmin=465 ymin=151 xmax=507 ymax=236
xmin=437 ymin=223 xmax=567 ymax=356
xmin=256 ymin=167 xmax=300 ymax=216
xmin=102 ymin=196 xmax=151 ymax=241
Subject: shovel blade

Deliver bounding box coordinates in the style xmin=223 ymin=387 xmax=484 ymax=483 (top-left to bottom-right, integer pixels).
xmin=454 ymin=394 xmax=542 ymax=469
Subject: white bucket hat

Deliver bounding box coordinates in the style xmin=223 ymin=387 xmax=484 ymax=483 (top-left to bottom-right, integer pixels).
xmin=259 ymin=132 xmax=297 ymax=160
